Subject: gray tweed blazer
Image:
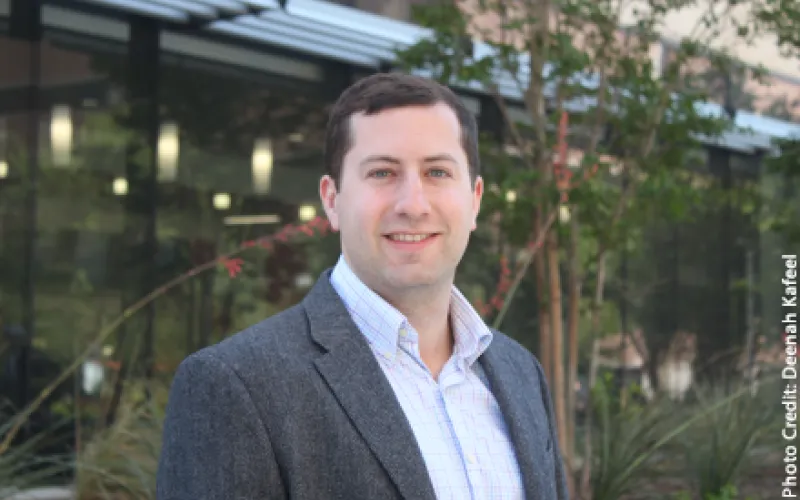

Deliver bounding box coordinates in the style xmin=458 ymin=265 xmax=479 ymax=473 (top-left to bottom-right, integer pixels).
xmin=156 ymin=269 xmax=568 ymax=500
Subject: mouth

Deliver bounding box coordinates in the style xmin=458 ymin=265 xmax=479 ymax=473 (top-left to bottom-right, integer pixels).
xmin=384 ymin=233 xmax=438 ymax=243
xmin=382 ymin=232 xmax=441 ymax=249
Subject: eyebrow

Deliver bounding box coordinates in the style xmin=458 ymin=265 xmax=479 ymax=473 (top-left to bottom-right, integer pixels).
xmin=359 ymin=154 xmax=459 ymax=167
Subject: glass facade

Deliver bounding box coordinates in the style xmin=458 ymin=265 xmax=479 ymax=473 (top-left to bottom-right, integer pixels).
xmin=0 ymin=1 xmax=353 ymax=427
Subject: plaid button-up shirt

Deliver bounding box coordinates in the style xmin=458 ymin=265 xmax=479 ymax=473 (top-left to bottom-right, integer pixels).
xmin=330 ymin=256 xmax=525 ymax=500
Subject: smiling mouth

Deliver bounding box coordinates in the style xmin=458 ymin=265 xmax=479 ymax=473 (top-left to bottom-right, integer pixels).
xmin=384 ymin=233 xmax=439 ymax=242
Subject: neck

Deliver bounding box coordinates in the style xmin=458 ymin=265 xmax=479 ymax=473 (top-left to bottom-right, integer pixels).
xmin=388 ymin=286 xmax=454 ymax=378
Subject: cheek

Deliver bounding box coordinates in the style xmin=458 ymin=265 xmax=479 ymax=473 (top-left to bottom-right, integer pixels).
xmin=444 ymin=195 xmax=478 ymax=226
xmin=340 ymin=197 xmax=380 ymax=232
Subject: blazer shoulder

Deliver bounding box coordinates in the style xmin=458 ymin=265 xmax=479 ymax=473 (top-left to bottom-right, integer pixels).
xmin=489 ymin=329 xmax=544 ymax=369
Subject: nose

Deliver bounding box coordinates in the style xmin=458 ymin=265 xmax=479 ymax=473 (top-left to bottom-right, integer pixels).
xmin=394 ymin=173 xmax=431 ymax=218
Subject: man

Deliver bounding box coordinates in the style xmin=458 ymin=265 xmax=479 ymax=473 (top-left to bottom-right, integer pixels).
xmin=157 ymin=72 xmax=568 ymax=500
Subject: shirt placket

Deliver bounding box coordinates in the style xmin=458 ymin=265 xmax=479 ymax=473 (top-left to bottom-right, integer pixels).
xmin=398 ymin=326 xmax=479 ymax=500
xmin=440 ymin=363 xmax=484 ymax=499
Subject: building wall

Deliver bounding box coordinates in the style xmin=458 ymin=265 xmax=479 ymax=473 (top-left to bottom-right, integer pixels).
xmin=423 ymin=0 xmax=800 ymax=122
xmin=630 ymin=3 xmax=799 ymax=80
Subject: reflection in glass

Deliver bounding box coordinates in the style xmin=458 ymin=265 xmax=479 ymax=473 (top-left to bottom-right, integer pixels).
xmin=252 ymin=137 xmax=273 ymax=194
xmin=81 ymin=359 xmax=105 ymax=395
xmin=213 ymin=192 xmax=231 ymax=210
xmin=224 ymin=214 xmax=281 ymax=226
xmin=50 ymin=104 xmax=73 ymax=167
xmin=158 ymin=122 xmax=180 ymax=182
xmin=298 ymin=204 xmax=316 ymax=221
xmin=112 ymin=177 xmax=128 ymax=196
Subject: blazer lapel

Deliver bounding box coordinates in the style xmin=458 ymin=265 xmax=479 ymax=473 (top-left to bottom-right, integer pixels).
xmin=480 ymin=344 xmax=552 ymax=500
xmin=303 ymin=271 xmax=437 ymax=500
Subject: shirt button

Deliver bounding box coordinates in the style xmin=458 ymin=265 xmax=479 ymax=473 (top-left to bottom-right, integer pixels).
xmin=399 ymin=327 xmax=408 ymax=338
xmin=466 ymin=454 xmax=477 ymax=465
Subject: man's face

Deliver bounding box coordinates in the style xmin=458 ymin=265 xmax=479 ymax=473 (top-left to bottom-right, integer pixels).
xmin=320 ymin=103 xmax=483 ymax=298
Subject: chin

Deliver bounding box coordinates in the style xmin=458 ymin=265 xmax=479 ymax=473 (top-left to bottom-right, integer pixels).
xmin=383 ymin=268 xmax=445 ymax=290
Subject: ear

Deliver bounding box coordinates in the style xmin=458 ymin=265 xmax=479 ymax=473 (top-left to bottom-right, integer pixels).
xmin=319 ymin=175 xmax=340 ymax=231
xmin=471 ymin=175 xmax=484 ymax=231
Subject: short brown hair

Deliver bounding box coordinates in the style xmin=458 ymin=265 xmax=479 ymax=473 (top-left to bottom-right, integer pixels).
xmin=324 ymin=72 xmax=480 ymax=189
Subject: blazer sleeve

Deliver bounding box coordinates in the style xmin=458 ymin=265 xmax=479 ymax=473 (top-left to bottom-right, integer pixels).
xmin=156 ymin=351 xmax=286 ymax=500
xmin=533 ymin=356 xmax=570 ymax=500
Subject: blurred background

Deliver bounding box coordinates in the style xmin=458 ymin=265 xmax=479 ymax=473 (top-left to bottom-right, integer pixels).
xmin=0 ymin=0 xmax=798 ymax=498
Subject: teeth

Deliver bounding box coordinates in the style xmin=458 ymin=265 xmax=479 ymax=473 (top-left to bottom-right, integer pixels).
xmin=389 ymin=234 xmax=432 ymax=242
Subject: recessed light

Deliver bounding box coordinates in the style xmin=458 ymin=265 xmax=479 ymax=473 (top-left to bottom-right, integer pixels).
xmin=213 ymin=193 xmax=231 ymax=210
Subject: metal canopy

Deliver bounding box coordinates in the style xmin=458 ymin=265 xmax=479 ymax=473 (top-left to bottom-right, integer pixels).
xmin=73 ymin=0 xmax=800 ymax=148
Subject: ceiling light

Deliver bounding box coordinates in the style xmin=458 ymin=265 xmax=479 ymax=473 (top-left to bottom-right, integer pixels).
xmin=252 ymin=137 xmax=273 ymax=194
xmin=298 ymin=204 xmax=316 ymax=221
xmin=224 ymin=214 xmax=281 ymax=226
xmin=112 ymin=177 xmax=128 ymax=196
xmin=213 ymin=192 xmax=231 ymax=210
xmin=81 ymin=360 xmax=105 ymax=395
xmin=158 ymin=122 xmax=180 ymax=182
xmin=51 ymin=105 xmax=73 ymax=167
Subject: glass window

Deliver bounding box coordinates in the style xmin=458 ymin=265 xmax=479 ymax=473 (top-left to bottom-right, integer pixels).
xmin=0 ymin=8 xmax=131 ymax=429
xmin=1 ymin=0 xmax=347 ymax=435
xmin=0 ymin=30 xmax=34 ymax=407
xmin=152 ymin=32 xmax=341 ymax=372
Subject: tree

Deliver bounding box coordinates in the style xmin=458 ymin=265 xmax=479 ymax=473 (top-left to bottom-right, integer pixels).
xmin=753 ymin=0 xmax=800 ymax=58
xmin=394 ymin=0 xmax=744 ymax=496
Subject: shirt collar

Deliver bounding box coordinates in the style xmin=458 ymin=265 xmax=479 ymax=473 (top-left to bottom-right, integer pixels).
xmin=329 ymin=255 xmax=493 ymax=366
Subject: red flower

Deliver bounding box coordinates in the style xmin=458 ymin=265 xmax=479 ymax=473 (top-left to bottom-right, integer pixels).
xmin=490 ymin=296 xmax=504 ymax=310
xmin=310 ymin=217 xmax=332 ymax=234
xmin=219 ymin=257 xmax=244 ymax=278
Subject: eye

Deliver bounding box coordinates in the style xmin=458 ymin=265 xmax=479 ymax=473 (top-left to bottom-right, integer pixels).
xmin=368 ymin=169 xmax=394 ymax=178
xmin=428 ymin=168 xmax=451 ymax=178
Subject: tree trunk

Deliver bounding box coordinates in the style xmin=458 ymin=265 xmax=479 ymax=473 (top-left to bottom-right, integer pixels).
xmin=534 ymin=208 xmax=552 ymax=384
xmin=579 ymin=252 xmax=608 ymax=499
xmin=565 ymin=210 xmax=581 ymax=474
xmin=546 ymin=229 xmax=568 ymax=472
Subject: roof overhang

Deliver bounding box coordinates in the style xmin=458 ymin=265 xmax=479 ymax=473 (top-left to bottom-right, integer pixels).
xmin=37 ymin=0 xmax=800 ymax=150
